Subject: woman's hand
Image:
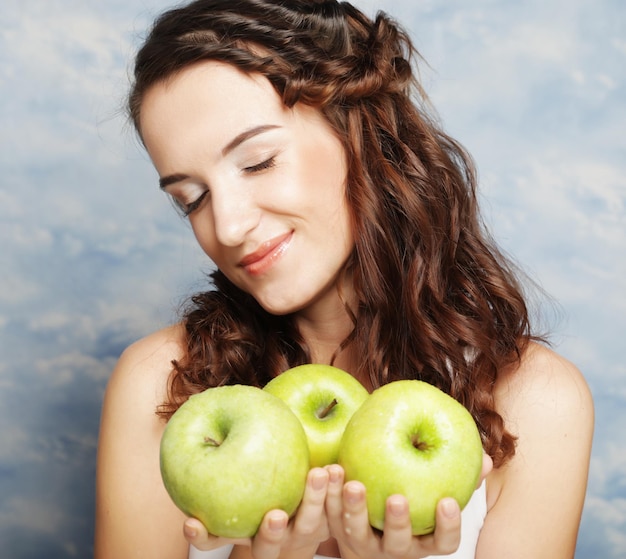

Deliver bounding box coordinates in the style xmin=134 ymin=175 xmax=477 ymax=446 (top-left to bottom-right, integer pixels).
xmin=184 ymin=468 xmax=331 ymax=559
xmin=324 ymin=454 xmax=493 ymax=559
xmin=185 ymin=454 xmax=493 ymax=558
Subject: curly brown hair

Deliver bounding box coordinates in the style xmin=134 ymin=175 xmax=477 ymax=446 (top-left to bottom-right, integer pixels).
xmin=129 ymin=0 xmax=541 ymax=467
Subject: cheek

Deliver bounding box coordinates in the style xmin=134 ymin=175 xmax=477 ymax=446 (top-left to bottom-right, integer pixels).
xmin=189 ymin=218 xmax=219 ymax=259
xmin=298 ymin=147 xmax=348 ymax=215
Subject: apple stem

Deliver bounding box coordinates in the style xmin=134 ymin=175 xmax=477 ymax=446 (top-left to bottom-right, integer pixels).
xmin=318 ymin=398 xmax=338 ymax=419
xmin=203 ymin=436 xmax=221 ymax=447
xmin=411 ymin=434 xmax=430 ymax=452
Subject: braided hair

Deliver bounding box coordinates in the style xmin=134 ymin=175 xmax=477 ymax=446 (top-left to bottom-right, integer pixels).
xmin=129 ymin=0 xmax=539 ymax=466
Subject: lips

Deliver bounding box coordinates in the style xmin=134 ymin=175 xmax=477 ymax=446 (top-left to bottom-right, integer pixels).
xmin=239 ymin=231 xmax=293 ymax=276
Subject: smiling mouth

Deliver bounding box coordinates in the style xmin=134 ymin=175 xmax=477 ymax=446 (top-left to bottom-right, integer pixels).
xmin=239 ymin=231 xmax=293 ymax=275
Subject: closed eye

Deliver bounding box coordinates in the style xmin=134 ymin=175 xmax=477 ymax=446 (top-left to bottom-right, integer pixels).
xmin=243 ymin=156 xmax=276 ymax=174
xmin=182 ymin=190 xmax=210 ymax=216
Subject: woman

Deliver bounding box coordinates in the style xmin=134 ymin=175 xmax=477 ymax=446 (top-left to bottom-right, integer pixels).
xmin=95 ymin=1 xmax=594 ymax=558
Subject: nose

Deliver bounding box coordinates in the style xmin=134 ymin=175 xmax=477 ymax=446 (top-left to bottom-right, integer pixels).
xmin=211 ymin=184 xmax=260 ymax=247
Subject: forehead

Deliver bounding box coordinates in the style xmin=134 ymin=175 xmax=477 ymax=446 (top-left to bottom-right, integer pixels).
xmin=139 ymin=61 xmax=286 ymax=144
xmin=138 ymin=59 xmax=343 ymax=178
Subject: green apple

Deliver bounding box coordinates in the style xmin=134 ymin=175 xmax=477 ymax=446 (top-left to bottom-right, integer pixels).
xmin=338 ymin=379 xmax=483 ymax=535
xmin=159 ymin=384 xmax=310 ymax=538
xmin=264 ymin=364 xmax=369 ymax=467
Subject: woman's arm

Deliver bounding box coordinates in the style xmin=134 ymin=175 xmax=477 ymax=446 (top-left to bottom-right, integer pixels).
xmin=95 ymin=326 xmax=191 ymax=559
xmin=96 ymin=325 xmax=328 ymax=559
xmin=477 ymin=342 xmax=594 ymax=559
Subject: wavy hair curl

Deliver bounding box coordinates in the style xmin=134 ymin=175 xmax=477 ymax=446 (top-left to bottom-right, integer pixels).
xmin=129 ymin=0 xmax=540 ymax=466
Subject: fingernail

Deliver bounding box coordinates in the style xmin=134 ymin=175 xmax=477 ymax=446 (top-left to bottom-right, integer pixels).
xmin=311 ymin=471 xmax=327 ymax=491
xmin=388 ymin=496 xmax=406 ymax=517
xmin=327 ymin=465 xmax=342 ymax=484
xmin=268 ymin=512 xmax=287 ymax=532
xmin=183 ymin=521 xmax=197 ymax=539
xmin=345 ymin=482 xmax=362 ymax=504
xmin=442 ymin=499 xmax=459 ymax=519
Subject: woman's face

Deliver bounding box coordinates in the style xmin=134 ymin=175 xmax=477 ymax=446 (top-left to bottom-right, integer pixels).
xmin=140 ymin=61 xmax=354 ymax=316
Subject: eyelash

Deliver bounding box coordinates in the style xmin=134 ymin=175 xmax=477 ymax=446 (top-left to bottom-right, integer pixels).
xmin=181 ymin=191 xmax=209 ymax=217
xmin=244 ymin=156 xmax=276 ymax=174
xmin=178 ymin=156 xmax=277 ymax=217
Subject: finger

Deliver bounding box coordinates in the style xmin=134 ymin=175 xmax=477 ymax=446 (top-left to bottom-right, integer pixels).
xmin=324 ymin=464 xmax=345 ymax=527
xmin=340 ymin=480 xmax=371 ymax=542
xmin=431 ymin=498 xmax=462 ymax=556
xmin=183 ymin=518 xmax=249 ymax=550
xmin=293 ymin=468 xmax=329 ymax=536
xmin=381 ymin=495 xmax=413 ymax=557
xmin=183 ymin=518 xmax=207 ymax=542
xmin=250 ymin=510 xmax=288 ymax=559
xmin=479 ymin=452 xmax=493 ymax=487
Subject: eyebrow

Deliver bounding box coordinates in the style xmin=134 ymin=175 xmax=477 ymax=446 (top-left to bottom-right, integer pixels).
xmin=158 ymin=124 xmax=280 ymax=190
xmin=159 ymin=173 xmax=189 ymax=190
xmin=221 ymin=124 xmax=280 ymax=156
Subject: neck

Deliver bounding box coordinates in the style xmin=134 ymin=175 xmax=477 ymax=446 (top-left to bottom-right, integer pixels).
xmin=296 ymin=305 xmax=354 ymax=365
xmin=295 ymin=297 xmax=376 ymax=391
xmin=294 ymin=280 xmax=356 ymax=367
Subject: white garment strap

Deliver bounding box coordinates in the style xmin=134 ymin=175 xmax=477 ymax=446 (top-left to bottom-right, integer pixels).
xmin=425 ymin=479 xmax=487 ymax=559
xmin=190 ymin=548 xmax=337 ymax=559
xmin=189 ymin=545 xmax=232 ymax=559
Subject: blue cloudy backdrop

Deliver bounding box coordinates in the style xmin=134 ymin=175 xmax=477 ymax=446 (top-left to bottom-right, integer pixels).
xmin=0 ymin=0 xmax=624 ymax=557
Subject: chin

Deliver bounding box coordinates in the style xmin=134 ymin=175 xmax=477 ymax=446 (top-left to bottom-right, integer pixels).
xmin=252 ymin=290 xmax=312 ymax=317
xmin=256 ymin=299 xmax=304 ymax=317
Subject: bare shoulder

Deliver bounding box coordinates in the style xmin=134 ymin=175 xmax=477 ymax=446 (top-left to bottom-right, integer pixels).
xmin=493 ymin=341 xmax=594 ymax=428
xmin=492 ymin=341 xmax=595 ymax=473
xmin=105 ymin=323 xmax=186 ymax=408
xmin=99 ymin=321 xmax=188 ymax=458
xmin=478 ymin=342 xmax=594 ymax=558
xmin=95 ymin=324 xmax=190 ymax=559
xmin=114 ymin=322 xmax=186 ymax=378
